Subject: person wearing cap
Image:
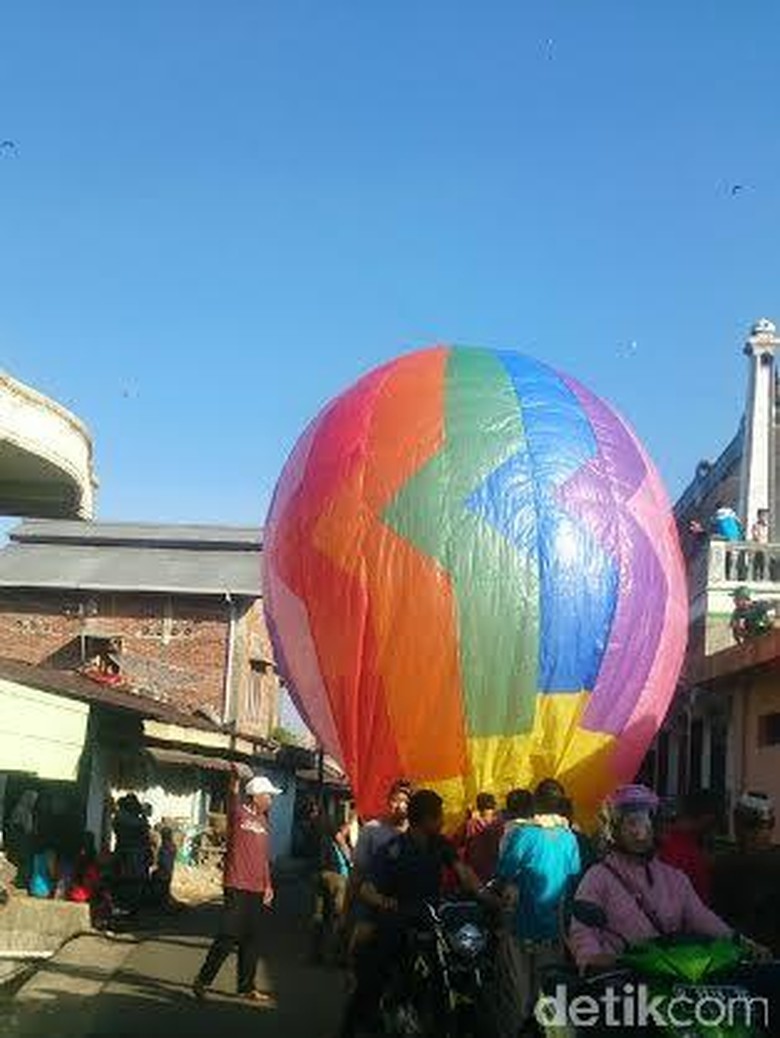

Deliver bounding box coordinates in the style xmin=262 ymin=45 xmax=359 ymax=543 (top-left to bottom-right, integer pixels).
xmin=731 ymin=586 xmax=773 ymax=644
xmin=712 ymin=792 xmax=780 ymax=956
xmin=710 ymin=503 xmax=744 ymax=542
xmin=193 ymin=765 xmax=281 ymax=1004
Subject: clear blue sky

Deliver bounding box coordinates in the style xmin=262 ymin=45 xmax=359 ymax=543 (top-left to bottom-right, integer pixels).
xmin=1 ymin=2 xmax=778 ymax=525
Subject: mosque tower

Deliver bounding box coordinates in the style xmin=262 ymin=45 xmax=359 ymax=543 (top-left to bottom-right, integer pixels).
xmin=738 ymin=318 xmax=780 ymax=536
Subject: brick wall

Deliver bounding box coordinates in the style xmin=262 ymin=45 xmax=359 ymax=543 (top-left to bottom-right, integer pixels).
xmin=0 ymin=589 xmax=229 ymax=717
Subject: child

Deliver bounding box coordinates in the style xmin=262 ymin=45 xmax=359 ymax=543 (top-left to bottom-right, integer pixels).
xmin=150 ymin=827 xmax=176 ymax=910
xmin=69 ymin=832 xmax=101 ymax=904
xmin=29 ymin=850 xmax=55 ymax=899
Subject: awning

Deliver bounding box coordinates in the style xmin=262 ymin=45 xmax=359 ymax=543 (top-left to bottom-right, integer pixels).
xmin=296 ymin=767 xmax=350 ymax=790
xmin=147 ymin=746 xmax=234 ymax=772
xmin=0 ymin=678 xmax=89 ymax=781
xmin=142 ymin=719 xmax=277 ymax=761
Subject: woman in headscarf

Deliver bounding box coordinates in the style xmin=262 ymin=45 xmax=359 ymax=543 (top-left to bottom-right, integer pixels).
xmin=7 ymin=790 xmax=38 ymax=889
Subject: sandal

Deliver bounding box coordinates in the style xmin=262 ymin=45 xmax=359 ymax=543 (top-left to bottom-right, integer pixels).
xmin=240 ymin=989 xmax=276 ymax=1007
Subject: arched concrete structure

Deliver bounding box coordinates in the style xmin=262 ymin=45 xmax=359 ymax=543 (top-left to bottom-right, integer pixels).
xmin=0 ymin=371 xmax=96 ymax=518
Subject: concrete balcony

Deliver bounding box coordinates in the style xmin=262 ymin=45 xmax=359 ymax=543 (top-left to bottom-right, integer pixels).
xmin=689 ymin=538 xmax=780 ymax=655
xmin=0 ymin=372 xmax=96 ymax=519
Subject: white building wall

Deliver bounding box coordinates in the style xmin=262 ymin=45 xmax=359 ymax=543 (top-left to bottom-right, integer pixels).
xmin=113 ymin=768 xmax=297 ymax=861
xmin=111 ymin=784 xmax=205 ymax=830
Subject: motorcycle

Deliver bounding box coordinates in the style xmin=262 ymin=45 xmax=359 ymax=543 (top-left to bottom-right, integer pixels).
xmin=535 ymin=899 xmax=778 ymax=1037
xmin=380 ymin=898 xmax=498 ymax=1038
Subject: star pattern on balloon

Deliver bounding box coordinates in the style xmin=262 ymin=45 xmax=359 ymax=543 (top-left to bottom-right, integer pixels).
xmin=462 ymin=353 xmax=618 ymax=697
xmin=383 ymin=349 xmax=539 ymax=737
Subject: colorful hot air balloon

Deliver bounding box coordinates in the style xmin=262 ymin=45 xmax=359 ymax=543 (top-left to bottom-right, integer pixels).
xmin=263 ymin=347 xmax=686 ymax=823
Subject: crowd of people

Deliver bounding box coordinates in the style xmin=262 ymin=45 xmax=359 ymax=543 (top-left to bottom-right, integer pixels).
xmin=320 ymin=778 xmax=780 ymax=1037
xmin=110 ymin=793 xmax=178 ymax=914
xmin=182 ymin=765 xmax=780 ymax=1032
xmin=684 ymin=502 xmax=779 ymax=643
xmin=3 ymin=788 xmax=176 ymax=924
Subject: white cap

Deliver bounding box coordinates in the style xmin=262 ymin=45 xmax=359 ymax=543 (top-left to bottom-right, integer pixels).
xmin=245 ymin=775 xmax=282 ymax=797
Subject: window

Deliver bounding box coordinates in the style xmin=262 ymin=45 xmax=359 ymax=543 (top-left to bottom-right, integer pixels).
xmin=246 ymin=661 xmax=273 ymax=727
xmin=758 ymin=713 xmax=780 ymax=747
xmin=81 ymin=636 xmax=123 ymax=681
xmin=247 ymin=665 xmax=262 ymax=724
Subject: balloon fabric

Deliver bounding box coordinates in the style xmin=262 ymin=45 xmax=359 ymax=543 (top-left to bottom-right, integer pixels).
xmin=263 ymin=347 xmax=687 ymax=823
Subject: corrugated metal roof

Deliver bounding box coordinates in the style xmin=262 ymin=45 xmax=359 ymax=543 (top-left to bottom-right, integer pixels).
xmin=0 ymin=531 xmax=262 ymax=595
xmin=11 ymin=519 xmax=262 ymax=549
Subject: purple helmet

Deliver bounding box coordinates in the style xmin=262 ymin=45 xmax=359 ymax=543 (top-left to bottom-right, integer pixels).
xmin=606 ymin=784 xmax=660 ymax=813
xmin=600 ymin=784 xmax=660 ymax=847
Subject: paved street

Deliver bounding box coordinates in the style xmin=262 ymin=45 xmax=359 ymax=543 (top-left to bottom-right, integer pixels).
xmin=3 ymin=881 xmax=344 ymax=1038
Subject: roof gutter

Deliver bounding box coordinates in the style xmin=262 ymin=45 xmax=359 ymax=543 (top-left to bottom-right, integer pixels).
xmin=0 ymin=582 xmax=260 ymax=596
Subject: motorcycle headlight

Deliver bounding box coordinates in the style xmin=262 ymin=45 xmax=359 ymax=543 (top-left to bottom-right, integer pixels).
xmin=447 ymin=922 xmax=487 ymax=958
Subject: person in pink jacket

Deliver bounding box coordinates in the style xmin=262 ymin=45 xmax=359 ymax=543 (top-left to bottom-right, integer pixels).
xmin=569 ymin=785 xmax=743 ymax=972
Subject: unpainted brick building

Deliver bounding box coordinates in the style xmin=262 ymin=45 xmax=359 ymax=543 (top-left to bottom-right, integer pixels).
xmin=0 ymin=520 xmax=279 ymax=738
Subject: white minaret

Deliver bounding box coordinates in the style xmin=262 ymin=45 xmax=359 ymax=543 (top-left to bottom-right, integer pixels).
xmin=739 ymin=318 xmax=780 ymax=532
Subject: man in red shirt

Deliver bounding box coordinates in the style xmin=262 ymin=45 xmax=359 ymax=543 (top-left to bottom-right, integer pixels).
xmin=659 ymin=790 xmax=720 ymax=904
xmin=455 ymin=792 xmax=503 ymax=884
xmin=193 ymin=766 xmax=280 ymax=1004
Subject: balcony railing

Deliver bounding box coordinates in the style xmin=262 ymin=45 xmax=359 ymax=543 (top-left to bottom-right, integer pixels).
xmin=691 ymin=539 xmax=780 ymax=598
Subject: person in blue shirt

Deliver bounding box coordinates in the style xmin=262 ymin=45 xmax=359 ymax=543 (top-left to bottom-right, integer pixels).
xmin=495 ymin=781 xmax=581 ymax=1023
xmin=710 ymin=503 xmax=744 ymax=542
xmin=29 ymin=850 xmax=55 ymax=899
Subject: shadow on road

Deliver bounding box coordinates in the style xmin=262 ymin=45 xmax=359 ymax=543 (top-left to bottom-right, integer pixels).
xmin=2 ymin=878 xmax=345 ymax=1038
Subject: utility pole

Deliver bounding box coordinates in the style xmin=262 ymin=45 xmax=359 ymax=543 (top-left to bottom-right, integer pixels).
xmin=316 ymin=744 xmax=325 ymax=813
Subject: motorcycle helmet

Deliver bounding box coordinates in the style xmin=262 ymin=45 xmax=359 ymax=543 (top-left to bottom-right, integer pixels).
xmin=599 ymin=784 xmax=660 ymax=857
xmin=734 ymin=790 xmax=775 ymax=828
